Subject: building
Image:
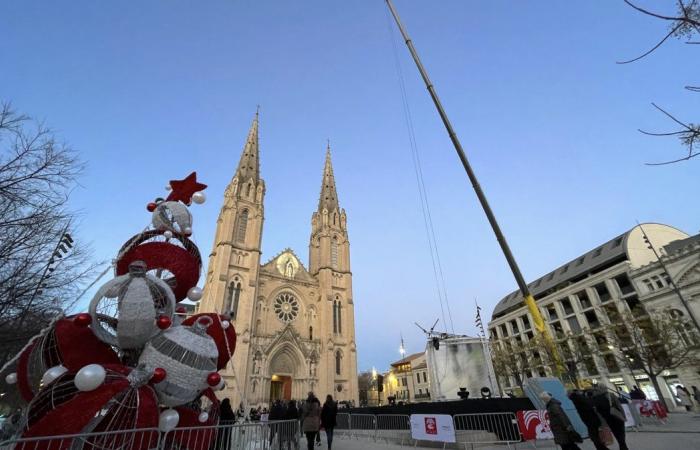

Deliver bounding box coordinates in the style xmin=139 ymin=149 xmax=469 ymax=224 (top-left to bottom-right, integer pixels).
xmin=382 ymin=352 xmax=432 ymax=403
xmin=488 ymin=223 xmax=699 ymax=406
xmin=198 ymin=115 xmax=359 ymax=408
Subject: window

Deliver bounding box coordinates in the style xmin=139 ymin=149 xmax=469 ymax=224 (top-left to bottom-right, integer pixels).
xmin=576 ymin=256 xmax=585 ymax=266
xmin=333 ymin=298 xmax=342 ymax=334
xmin=419 ymin=388 xmax=423 ymax=395
xmin=576 ymin=291 xmax=592 ymax=309
xmin=226 ymin=281 xmax=242 ymax=319
xmin=274 ymin=292 xmax=299 ymax=323
xmin=423 ymin=372 xmax=428 ymax=383
xmin=546 ymin=305 xmax=558 ymax=320
xmin=500 ymin=324 xmax=509 ymax=337
xmin=594 ymin=283 xmax=611 ymax=302
xmin=416 ymin=373 xmax=420 ymax=383
xmin=331 ymin=236 xmax=339 ymax=268
xmin=560 ymin=298 xmax=574 ymax=315
xmin=521 ymin=315 xmax=531 ymax=330
xmin=335 ymin=351 xmax=342 ymax=375
xmin=603 ymin=304 xmax=620 ymax=323
xmin=643 ymin=278 xmax=655 ymax=292
xmin=546 ymin=273 xmax=554 ymax=281
xmin=593 ymin=247 xmax=603 ymax=258
xmin=526 ymin=331 xmax=534 ymax=340
xmin=653 ymin=275 xmax=664 ymax=289
xmin=561 ymin=265 xmax=569 ymax=274
xmin=614 ymin=274 xmax=635 ymax=295
xmin=402 ymin=377 xmax=407 ymax=387
xmin=625 ymin=295 xmax=643 ymax=314
xmin=584 ymin=310 xmax=600 ymax=329
xmin=567 ymin=316 xmax=582 ymax=333
xmin=510 ymin=320 xmax=519 ymax=334
xmin=309 ymin=326 xmax=313 ymax=340
xmin=613 ymin=236 xmax=623 ymax=247
xmin=235 ymin=209 xmax=249 ymax=243
xmin=604 ymin=354 xmax=619 ymax=373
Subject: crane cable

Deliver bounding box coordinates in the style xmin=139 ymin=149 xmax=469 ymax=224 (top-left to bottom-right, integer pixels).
xmin=384 ymin=6 xmax=455 ymax=335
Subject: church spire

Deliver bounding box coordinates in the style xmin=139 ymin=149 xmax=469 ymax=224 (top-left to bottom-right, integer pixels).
xmin=235 ymin=111 xmax=260 ymax=182
xmin=318 ymin=143 xmax=339 ymax=212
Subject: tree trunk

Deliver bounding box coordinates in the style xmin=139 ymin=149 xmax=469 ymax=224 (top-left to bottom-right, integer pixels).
xmin=649 ymin=374 xmax=669 ymax=410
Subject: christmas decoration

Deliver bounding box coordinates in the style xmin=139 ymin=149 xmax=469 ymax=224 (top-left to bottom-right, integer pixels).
xmin=0 ymin=172 xmax=230 ymax=444
xmin=138 ymin=317 xmax=218 ymax=407
xmin=88 ymin=261 xmax=176 ymax=349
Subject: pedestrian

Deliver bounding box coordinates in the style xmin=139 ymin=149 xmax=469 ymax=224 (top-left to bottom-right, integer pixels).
xmin=312 ymin=395 xmax=322 ymax=447
xmin=692 ymin=386 xmax=700 ymax=405
xmin=629 ymin=385 xmax=646 ymax=400
xmin=301 ymin=392 xmax=321 ymax=450
xmin=591 ymin=384 xmax=629 ymax=450
xmin=568 ymin=390 xmax=609 ymax=450
xmin=269 ymin=400 xmax=287 ymax=447
xmin=675 ymin=385 xmax=693 ymax=412
xmin=541 ymin=392 xmax=582 ymax=450
xmin=321 ymin=395 xmax=338 ymax=450
xmin=216 ymin=398 xmax=236 ymax=450
xmin=286 ymin=400 xmax=300 ymax=450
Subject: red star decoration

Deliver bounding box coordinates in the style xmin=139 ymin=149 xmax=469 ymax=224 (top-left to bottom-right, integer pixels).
xmin=166 ymin=172 xmax=207 ymax=205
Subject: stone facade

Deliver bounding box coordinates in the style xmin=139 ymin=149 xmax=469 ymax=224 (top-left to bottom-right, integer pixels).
xmin=198 ymin=116 xmax=358 ymax=409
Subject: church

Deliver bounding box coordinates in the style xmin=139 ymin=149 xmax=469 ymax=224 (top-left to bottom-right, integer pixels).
xmin=198 ymin=114 xmax=359 ymax=409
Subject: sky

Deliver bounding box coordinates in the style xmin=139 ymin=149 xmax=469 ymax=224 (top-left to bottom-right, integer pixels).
xmin=1 ymin=1 xmax=698 ymax=373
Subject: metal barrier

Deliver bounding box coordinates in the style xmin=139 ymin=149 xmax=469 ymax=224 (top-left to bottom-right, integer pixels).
xmin=347 ymin=414 xmax=377 ymax=441
xmin=0 ymin=427 xmax=160 ymax=450
xmin=375 ymin=415 xmax=411 ymax=445
xmin=452 ymin=412 xmax=521 ymax=449
xmin=163 ymin=419 xmax=299 ymax=450
xmin=335 ymin=413 xmax=352 ymax=440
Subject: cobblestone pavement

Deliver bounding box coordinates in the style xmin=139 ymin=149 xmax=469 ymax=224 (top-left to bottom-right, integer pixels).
xmin=327 ymin=413 xmax=700 ymax=450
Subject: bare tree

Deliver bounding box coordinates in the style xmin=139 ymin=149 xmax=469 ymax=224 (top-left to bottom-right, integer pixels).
xmin=0 ymin=102 xmax=97 ymax=365
xmin=606 ymin=311 xmax=700 ymax=409
xmin=556 ymin=331 xmax=597 ymax=389
xmin=490 ymin=339 xmax=529 ymax=393
xmin=621 ymin=0 xmax=700 ymax=164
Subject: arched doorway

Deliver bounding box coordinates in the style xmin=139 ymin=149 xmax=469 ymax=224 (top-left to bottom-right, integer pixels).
xmin=268 ymin=349 xmax=299 ymax=403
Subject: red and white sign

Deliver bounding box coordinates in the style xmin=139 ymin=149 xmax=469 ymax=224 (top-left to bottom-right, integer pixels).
xmin=516 ymin=410 xmax=554 ymax=441
xmin=410 ymin=414 xmax=456 ymax=443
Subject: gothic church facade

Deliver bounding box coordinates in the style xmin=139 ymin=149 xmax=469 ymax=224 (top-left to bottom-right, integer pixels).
xmin=199 ymin=115 xmax=358 ymax=408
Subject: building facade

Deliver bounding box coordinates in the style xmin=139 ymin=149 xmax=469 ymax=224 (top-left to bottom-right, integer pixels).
xmin=487 ymin=223 xmax=699 ymax=407
xmin=198 ymin=116 xmax=359 ymax=408
xmin=382 ymin=352 xmax=432 ymax=404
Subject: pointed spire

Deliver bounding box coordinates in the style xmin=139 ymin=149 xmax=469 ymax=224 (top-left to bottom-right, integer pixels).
xmin=235 ymin=111 xmax=260 ymax=182
xmin=318 ymin=142 xmax=339 ymax=212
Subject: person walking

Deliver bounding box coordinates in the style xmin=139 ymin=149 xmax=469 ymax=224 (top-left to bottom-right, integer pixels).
xmin=568 ymin=390 xmax=609 ymax=450
xmin=269 ymin=400 xmax=287 ymax=448
xmin=629 ymin=385 xmax=646 ymax=400
xmin=216 ymin=398 xmax=236 ymax=450
xmin=285 ymin=400 xmax=300 ymax=450
xmin=592 ymin=384 xmax=629 ymax=450
xmin=321 ymin=395 xmax=338 ymax=450
xmin=541 ymin=392 xmax=582 ymax=450
xmin=301 ymin=392 xmax=321 ymax=450
xmin=676 ymin=385 xmax=693 ymax=412
xmin=692 ymin=386 xmax=700 ymax=409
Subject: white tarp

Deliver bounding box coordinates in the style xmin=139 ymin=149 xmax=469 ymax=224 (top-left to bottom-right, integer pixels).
xmin=410 ymin=414 xmax=456 ymax=443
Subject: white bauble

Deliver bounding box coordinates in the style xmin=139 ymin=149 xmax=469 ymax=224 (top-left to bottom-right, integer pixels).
xmin=183 ymin=226 xmax=192 ymax=235
xmin=187 ymin=286 xmax=203 ymax=301
xmin=159 ymin=409 xmax=180 ymax=432
xmin=198 ymin=411 xmax=209 ymax=423
xmin=215 ymin=378 xmax=225 ymax=391
xmin=5 ymin=372 xmax=17 ymax=385
xmin=221 ymin=320 xmax=230 ymax=330
xmin=74 ymin=364 xmax=106 ymax=392
xmin=165 ymin=184 xmax=172 ymax=191
xmin=163 ymin=230 xmax=173 ymax=239
xmin=191 ymin=191 xmax=206 ymax=204
xmin=41 ymin=365 xmax=68 ymax=386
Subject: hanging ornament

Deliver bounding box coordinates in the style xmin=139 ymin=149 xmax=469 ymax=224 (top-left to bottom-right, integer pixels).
xmin=150 ymin=368 xmax=167 ymax=384
xmin=159 ymin=409 xmax=180 ymax=432
xmin=206 ymin=372 xmax=221 ymax=387
xmin=5 ymin=373 xmax=17 ymax=385
xmin=115 ymin=230 xmax=201 ymax=302
xmin=191 ymin=191 xmax=206 ymax=205
xmin=146 ymin=202 xmax=157 ymax=212
xmin=152 ymin=201 xmax=193 ymax=234
xmin=156 ymin=315 xmax=172 ymax=330
xmin=163 ymin=230 xmax=173 ymax=239
xmin=73 ymin=313 xmax=92 ymax=327
xmin=137 ymin=317 xmax=218 ymax=407
xmin=166 ymin=172 xmax=207 ymax=206
xmin=182 ymin=313 xmax=236 ymax=370
xmin=74 ymin=364 xmax=107 ymax=392
xmin=21 ymin=365 xmax=159 ymax=448
xmin=187 ymin=286 xmax=203 ymax=301
xmin=41 ymin=365 xmax=68 ymax=386
xmin=89 ymin=261 xmax=176 ymax=349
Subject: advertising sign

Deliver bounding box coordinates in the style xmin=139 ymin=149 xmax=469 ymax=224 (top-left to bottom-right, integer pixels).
xmin=410 ymin=414 xmax=456 ymax=443
xmin=516 ymin=410 xmax=554 ymax=441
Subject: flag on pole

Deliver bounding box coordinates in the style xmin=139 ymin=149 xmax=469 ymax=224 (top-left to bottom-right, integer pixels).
xmin=475 ymin=303 xmax=485 ymax=337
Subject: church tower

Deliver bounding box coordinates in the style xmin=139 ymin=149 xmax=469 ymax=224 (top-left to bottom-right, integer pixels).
xmin=199 ymin=114 xmax=265 ymax=405
xmin=201 ymin=119 xmax=358 ymax=409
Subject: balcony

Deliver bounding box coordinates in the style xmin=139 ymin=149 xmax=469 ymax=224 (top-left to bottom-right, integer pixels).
xmin=414 ymin=393 xmax=431 ymax=400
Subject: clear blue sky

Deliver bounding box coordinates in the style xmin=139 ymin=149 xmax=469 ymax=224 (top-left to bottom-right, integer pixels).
xmin=1 ymin=1 xmax=698 ymax=372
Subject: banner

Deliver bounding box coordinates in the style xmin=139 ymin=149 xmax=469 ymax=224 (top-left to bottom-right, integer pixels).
xmin=409 ymin=414 xmax=456 ymax=443
xmin=621 ymin=404 xmax=636 ymax=428
xmin=523 ymin=377 xmax=588 ymax=438
xmin=516 ymin=410 xmax=553 ymax=441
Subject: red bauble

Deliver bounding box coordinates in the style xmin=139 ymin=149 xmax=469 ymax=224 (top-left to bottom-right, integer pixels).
xmin=176 ymin=306 xmax=187 ymax=315
xmin=73 ymin=313 xmax=92 ymax=327
xmin=156 ymin=315 xmax=172 ymax=330
xmin=151 ymin=368 xmax=166 ymax=384
xmin=182 ymin=313 xmax=236 ymax=370
xmin=206 ymin=372 xmax=221 ymax=387
xmin=146 ymin=202 xmax=157 ymax=212
xmin=115 ymin=230 xmax=201 ymax=301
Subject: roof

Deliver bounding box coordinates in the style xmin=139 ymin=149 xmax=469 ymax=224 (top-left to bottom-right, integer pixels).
xmin=390 ymin=352 xmax=423 ymax=367
xmin=663 ymin=233 xmax=700 ymax=255
xmin=490 ymin=223 xmax=689 ymax=320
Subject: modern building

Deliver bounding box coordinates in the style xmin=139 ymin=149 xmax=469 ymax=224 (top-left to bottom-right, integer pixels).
xmin=198 ymin=115 xmax=359 ymax=408
xmin=488 ymin=223 xmax=699 ymax=407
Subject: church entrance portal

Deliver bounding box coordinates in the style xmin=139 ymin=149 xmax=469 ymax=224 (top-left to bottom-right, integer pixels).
xmin=270 ymin=375 xmax=292 ymax=402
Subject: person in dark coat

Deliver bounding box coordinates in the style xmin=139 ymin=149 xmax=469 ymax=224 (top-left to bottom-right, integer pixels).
xmin=269 ymin=400 xmax=287 ymax=447
xmin=569 ymin=390 xmax=609 ymax=450
xmin=541 ymin=392 xmax=581 ymax=450
xmin=320 ymin=395 xmax=338 ymax=450
xmin=216 ymin=398 xmax=236 ymax=450
xmin=284 ymin=400 xmax=300 ymax=450
xmin=629 ymin=385 xmax=646 ymax=400
xmin=591 ymin=385 xmax=628 ymax=450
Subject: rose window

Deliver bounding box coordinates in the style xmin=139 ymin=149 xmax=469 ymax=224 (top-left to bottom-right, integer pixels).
xmin=274 ymin=293 xmax=299 ymax=323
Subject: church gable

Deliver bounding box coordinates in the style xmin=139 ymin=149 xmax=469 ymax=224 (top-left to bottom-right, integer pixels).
xmin=260 ymin=248 xmax=316 ymax=283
